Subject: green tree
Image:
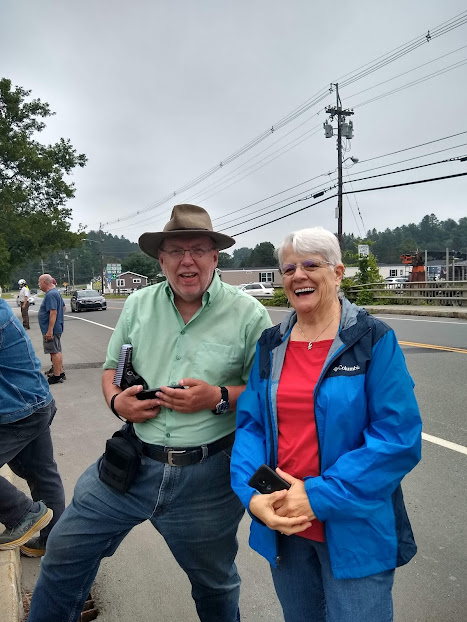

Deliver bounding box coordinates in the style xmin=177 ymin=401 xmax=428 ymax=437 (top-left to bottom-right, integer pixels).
xmin=122 ymin=252 xmax=160 ymax=280
xmin=242 ymin=242 xmax=276 ymax=267
xmin=354 ymin=253 xmax=383 ymax=285
xmin=217 ymin=251 xmax=234 ymax=268
xmin=0 ymin=78 xmax=87 ymax=284
xmin=232 ymin=247 xmax=252 ymax=267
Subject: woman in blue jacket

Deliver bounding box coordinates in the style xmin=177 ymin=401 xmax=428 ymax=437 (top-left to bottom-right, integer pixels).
xmin=230 ymin=226 xmax=422 ymax=622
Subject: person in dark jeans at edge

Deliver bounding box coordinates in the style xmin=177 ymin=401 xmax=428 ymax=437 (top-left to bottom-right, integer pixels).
xmin=0 ymin=298 xmax=65 ymax=557
xmin=18 ymin=278 xmax=30 ymax=329
xmin=28 ymin=204 xmax=272 ymax=622
xmin=38 ymin=273 xmax=66 ymax=385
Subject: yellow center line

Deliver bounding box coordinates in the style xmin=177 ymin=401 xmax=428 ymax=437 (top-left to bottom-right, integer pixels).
xmin=398 ymin=341 xmax=467 ymax=354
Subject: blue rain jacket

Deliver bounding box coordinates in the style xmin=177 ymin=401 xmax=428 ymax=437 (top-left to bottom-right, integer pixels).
xmin=231 ymin=297 xmax=422 ymax=579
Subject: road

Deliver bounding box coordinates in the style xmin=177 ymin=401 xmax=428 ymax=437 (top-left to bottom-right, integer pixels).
xmin=7 ymin=299 xmax=467 ymax=621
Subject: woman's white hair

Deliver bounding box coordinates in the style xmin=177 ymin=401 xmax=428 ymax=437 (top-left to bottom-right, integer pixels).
xmin=275 ymin=227 xmax=342 ymax=266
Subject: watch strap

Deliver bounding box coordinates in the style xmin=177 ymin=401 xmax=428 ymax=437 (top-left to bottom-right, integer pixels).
xmin=110 ymin=393 xmax=126 ymax=421
xmin=220 ymin=386 xmax=228 ymax=402
xmin=212 ymin=386 xmax=229 ymax=414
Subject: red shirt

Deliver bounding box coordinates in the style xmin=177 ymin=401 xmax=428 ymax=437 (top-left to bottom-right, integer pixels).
xmin=276 ymin=339 xmax=333 ymax=542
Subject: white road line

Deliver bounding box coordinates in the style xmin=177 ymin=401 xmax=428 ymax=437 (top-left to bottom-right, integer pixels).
xmin=376 ymin=316 xmax=467 ymax=325
xmin=64 ymin=314 xmax=114 ymax=331
xmin=422 ymin=432 xmax=467 ymax=455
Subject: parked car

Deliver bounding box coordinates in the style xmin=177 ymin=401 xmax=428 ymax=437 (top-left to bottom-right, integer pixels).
xmin=239 ymin=282 xmax=275 ymax=298
xmin=385 ymin=276 xmax=409 ymax=283
xmin=385 ymin=276 xmax=409 ymax=292
xmin=70 ymin=289 xmax=106 ymax=312
xmin=16 ymin=292 xmax=35 ymax=306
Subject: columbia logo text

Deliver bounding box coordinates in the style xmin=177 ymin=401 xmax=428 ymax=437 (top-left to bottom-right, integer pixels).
xmin=333 ymin=364 xmax=361 ymax=372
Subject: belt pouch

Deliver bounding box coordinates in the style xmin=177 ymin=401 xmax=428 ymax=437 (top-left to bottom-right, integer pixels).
xmin=99 ymin=426 xmax=142 ymax=493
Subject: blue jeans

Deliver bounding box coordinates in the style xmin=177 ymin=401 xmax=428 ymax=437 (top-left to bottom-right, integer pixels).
xmin=0 ymin=399 xmax=65 ymax=539
xmin=28 ymin=444 xmax=244 ymax=622
xmin=271 ymin=535 xmax=395 ymax=622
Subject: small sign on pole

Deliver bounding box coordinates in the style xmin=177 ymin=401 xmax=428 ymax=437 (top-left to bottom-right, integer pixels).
xmin=358 ymin=244 xmax=369 ymax=258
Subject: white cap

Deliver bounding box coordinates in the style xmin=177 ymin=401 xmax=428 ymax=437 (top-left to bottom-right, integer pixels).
xmin=18 ymin=279 xmax=26 ymax=286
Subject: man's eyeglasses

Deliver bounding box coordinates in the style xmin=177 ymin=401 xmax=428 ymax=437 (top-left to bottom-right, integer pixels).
xmin=160 ymin=247 xmax=215 ymax=260
xmin=279 ymin=259 xmax=334 ymax=277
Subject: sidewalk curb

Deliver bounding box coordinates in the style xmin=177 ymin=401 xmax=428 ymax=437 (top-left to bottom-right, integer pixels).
xmin=0 ymin=465 xmax=24 ymax=622
xmin=363 ymin=305 xmax=467 ymax=319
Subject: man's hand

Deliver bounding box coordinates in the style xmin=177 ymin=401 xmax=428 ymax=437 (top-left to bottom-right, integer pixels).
xmin=113 ymin=385 xmax=161 ymax=423
xmin=155 ymin=378 xmax=220 ymax=413
xmin=45 ymin=331 xmax=53 ymax=341
xmin=249 ymin=490 xmax=312 ymax=536
xmin=272 ymin=468 xmax=316 ymax=521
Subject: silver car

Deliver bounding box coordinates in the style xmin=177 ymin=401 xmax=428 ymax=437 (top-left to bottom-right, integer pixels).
xmin=239 ymin=282 xmax=275 ymax=298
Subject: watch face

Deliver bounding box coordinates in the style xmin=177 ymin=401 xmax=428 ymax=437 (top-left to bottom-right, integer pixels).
xmin=216 ymin=400 xmax=230 ymax=414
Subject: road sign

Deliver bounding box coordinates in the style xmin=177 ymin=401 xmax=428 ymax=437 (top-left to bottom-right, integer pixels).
xmin=106 ymin=263 xmax=122 ymax=280
xmin=358 ymin=244 xmax=369 ymax=257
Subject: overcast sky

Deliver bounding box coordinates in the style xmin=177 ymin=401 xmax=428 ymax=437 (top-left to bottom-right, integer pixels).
xmin=2 ymin=1 xmax=467 ymax=251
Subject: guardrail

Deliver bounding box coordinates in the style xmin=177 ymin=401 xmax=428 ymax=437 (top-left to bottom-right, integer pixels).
xmin=345 ymin=280 xmax=467 ymax=307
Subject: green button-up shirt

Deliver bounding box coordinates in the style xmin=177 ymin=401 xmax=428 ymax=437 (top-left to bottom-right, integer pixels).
xmin=104 ymin=273 xmax=272 ymax=446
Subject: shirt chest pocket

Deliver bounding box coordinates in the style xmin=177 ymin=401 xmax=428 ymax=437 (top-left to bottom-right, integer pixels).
xmin=192 ymin=342 xmax=237 ymax=386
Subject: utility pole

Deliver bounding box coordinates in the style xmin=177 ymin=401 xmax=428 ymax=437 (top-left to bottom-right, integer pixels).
xmin=99 ymin=225 xmax=104 ymax=294
xmin=323 ymin=83 xmax=355 ymax=248
xmin=71 ymin=259 xmax=75 ymax=290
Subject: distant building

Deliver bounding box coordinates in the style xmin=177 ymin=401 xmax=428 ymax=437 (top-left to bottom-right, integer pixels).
xmin=110 ymin=271 xmax=148 ymax=294
xmin=220 ymin=264 xmax=413 ymax=287
xmin=219 ymin=268 xmax=280 ymax=287
xmin=344 ymin=264 xmax=411 ymax=280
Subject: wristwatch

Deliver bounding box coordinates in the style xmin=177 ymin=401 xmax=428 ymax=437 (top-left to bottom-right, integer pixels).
xmin=212 ymin=386 xmax=230 ymax=415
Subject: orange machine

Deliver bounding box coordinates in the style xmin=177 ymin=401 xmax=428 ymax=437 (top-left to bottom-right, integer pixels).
xmin=400 ymin=252 xmax=425 ymax=282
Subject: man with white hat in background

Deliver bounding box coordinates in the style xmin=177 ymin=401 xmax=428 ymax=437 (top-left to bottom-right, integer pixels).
xmin=18 ymin=278 xmax=30 ymax=329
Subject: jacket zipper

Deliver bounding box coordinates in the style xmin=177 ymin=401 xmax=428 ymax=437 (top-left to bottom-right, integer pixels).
xmin=265 ymin=350 xmax=283 ymax=566
xmin=313 ymin=326 xmax=372 ymax=471
xmin=266 ymin=317 xmax=371 ymax=566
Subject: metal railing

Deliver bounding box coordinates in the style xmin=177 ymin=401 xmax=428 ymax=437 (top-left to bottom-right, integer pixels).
xmin=344 ymin=280 xmax=467 ymax=307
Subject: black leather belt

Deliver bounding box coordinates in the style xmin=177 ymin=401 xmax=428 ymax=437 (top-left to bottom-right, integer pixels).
xmin=142 ymin=431 xmax=235 ymax=467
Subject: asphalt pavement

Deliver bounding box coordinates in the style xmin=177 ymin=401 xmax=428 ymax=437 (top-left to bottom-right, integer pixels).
xmin=1 ymin=299 xmax=466 ymax=621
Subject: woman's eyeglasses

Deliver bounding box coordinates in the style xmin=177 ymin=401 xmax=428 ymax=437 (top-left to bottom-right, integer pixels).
xmin=279 ymin=259 xmax=334 ymax=277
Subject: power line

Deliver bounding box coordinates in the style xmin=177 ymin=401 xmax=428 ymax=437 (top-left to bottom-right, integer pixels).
xmin=352 ymin=58 xmax=467 ymax=109
xmin=339 ymin=11 xmax=467 ymax=88
xmin=230 ymin=171 xmax=467 ymax=237
xmin=215 ymin=139 xmax=467 ymax=230
xmin=223 ymin=157 xmax=467 ymax=233
xmin=102 ymin=9 xmax=467 ymax=229
xmin=358 ymin=130 xmax=467 ymax=163
xmin=346 ymin=43 xmax=467 ymax=101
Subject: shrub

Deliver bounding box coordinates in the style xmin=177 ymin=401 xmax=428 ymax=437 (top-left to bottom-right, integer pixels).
xmin=262 ymin=289 xmax=289 ymax=307
xmin=356 ymin=288 xmax=374 ymax=306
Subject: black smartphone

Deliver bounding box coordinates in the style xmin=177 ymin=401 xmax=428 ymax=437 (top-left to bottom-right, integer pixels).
xmin=248 ymin=464 xmax=291 ymax=494
xmin=135 ymin=386 xmax=185 ymax=400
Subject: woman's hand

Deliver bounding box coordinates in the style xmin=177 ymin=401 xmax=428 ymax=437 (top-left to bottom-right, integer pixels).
xmin=272 ymin=468 xmax=316 ymax=521
xmin=249 ymin=490 xmax=312 ymax=536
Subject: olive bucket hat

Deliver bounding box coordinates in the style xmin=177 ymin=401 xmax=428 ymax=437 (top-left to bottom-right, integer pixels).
xmin=138 ymin=204 xmax=235 ymax=259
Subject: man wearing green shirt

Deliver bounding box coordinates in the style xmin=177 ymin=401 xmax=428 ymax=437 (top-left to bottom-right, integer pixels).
xmin=29 ymin=204 xmax=272 ymax=622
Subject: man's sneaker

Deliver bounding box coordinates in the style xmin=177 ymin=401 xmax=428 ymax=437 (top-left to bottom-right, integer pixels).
xmin=46 ymin=368 xmax=66 ymax=380
xmin=20 ymin=536 xmax=46 ymax=557
xmin=0 ymin=502 xmax=53 ymax=550
xmin=48 ymin=375 xmax=63 ymax=384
